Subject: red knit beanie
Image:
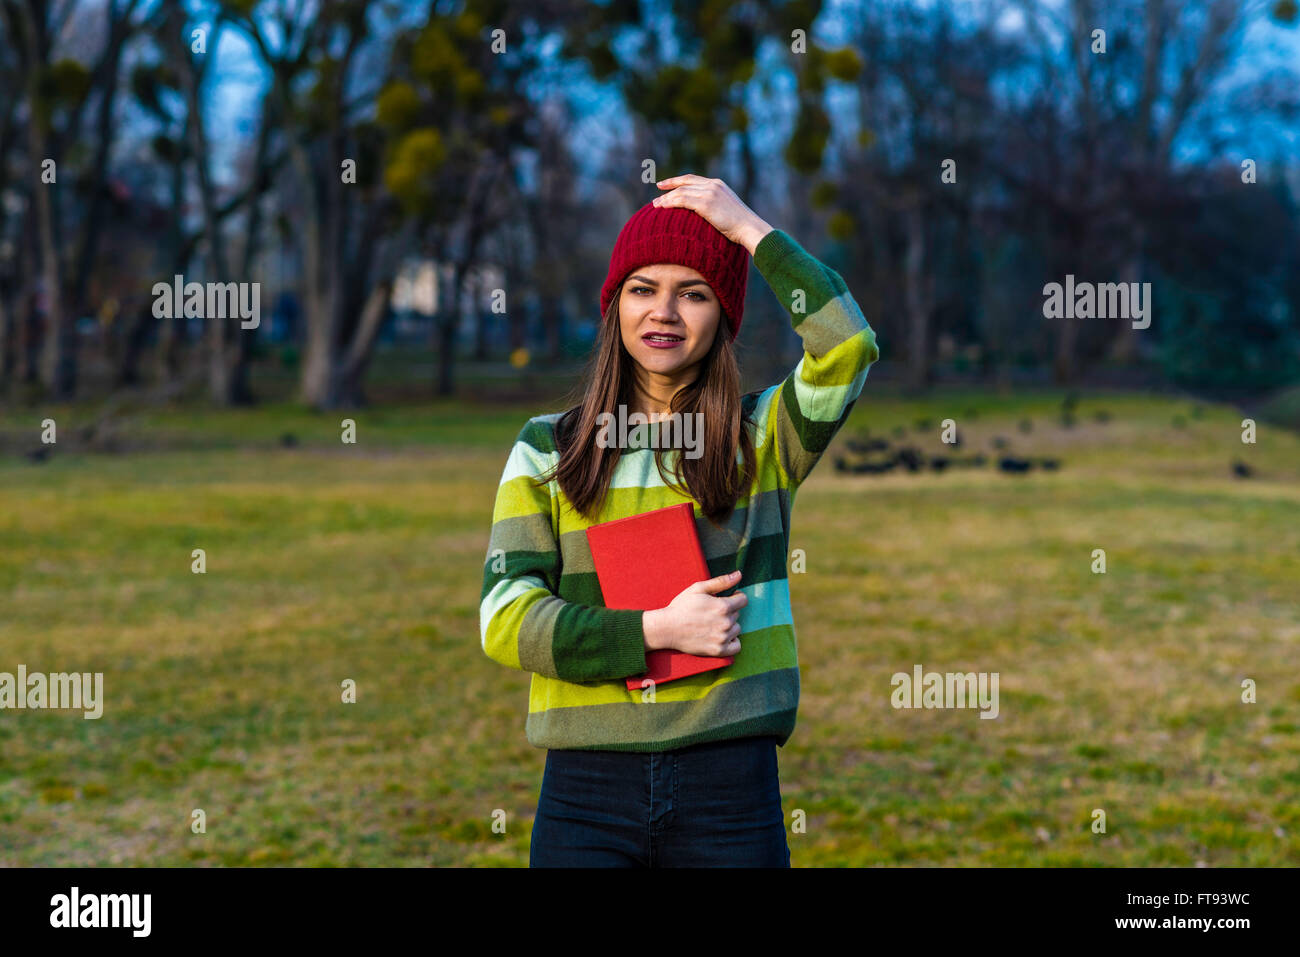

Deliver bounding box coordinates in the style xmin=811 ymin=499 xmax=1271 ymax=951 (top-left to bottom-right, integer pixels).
xmin=600 ymin=200 xmax=750 ymax=341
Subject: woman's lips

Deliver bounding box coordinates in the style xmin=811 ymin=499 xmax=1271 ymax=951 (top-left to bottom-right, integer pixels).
xmin=642 ymin=333 xmax=684 ymax=349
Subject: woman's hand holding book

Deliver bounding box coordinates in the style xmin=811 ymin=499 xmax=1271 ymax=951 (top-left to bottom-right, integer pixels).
xmin=642 ymin=570 xmax=747 ymax=657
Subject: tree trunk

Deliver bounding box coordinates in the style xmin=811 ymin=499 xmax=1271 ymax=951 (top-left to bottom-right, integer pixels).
xmin=542 ymin=294 xmax=563 ymax=361
xmin=739 ymin=126 xmax=757 ymax=201
xmin=155 ymin=304 xmax=183 ymax=383
xmin=117 ymin=303 xmax=155 ymax=387
xmin=436 ymin=263 xmax=466 ymax=396
xmin=1053 ymin=313 xmax=1079 ymax=384
xmin=902 ymin=202 xmax=932 ymax=391
xmin=31 ymin=125 xmax=72 ymax=398
xmin=1053 ymin=217 xmax=1085 ymax=385
xmin=337 ymin=279 xmax=392 ymax=406
xmin=10 ymin=1 xmax=74 ymax=399
xmin=300 ymin=302 xmax=337 ymax=407
xmin=17 ymin=287 xmax=40 ymax=384
xmin=436 ymin=316 xmax=457 ymax=397
xmin=177 ymin=19 xmax=252 ymax=406
xmin=296 ymin=142 xmax=336 ymax=409
xmin=70 ymin=2 xmax=133 ymax=323
xmin=472 ymin=271 xmax=491 ymax=361
xmin=0 ymin=295 xmax=11 ymax=392
xmin=1107 ymin=222 xmax=1146 ymax=365
xmin=221 ymin=162 xmax=270 ymax=407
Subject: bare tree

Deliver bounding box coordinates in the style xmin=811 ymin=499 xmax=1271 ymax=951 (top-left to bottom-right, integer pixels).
xmin=229 ymin=0 xmax=400 ymax=409
xmin=1009 ymin=0 xmax=1255 ymax=380
xmin=3 ymin=0 xmax=72 ymax=397
xmin=1 ymin=0 xmax=147 ymax=399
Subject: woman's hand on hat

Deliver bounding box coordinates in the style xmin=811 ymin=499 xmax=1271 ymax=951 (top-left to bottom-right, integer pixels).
xmin=652 ymin=174 xmax=773 ymax=256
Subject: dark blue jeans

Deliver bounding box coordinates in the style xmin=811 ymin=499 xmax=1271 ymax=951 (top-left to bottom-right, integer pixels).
xmin=529 ymin=734 xmax=790 ymax=867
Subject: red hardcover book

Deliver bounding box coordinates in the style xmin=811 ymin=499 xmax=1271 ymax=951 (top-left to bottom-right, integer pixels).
xmin=584 ymin=502 xmax=735 ymax=690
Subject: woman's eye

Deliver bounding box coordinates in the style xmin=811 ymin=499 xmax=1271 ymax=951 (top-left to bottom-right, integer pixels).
xmin=631 ymin=286 xmax=704 ymax=300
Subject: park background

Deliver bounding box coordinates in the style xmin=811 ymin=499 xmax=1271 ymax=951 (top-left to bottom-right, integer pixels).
xmin=1 ymin=0 xmax=1299 ymax=866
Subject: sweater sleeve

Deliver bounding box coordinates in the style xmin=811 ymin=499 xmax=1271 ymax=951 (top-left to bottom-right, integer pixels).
xmin=752 ymin=228 xmax=881 ymax=489
xmin=479 ymin=418 xmax=649 ymax=683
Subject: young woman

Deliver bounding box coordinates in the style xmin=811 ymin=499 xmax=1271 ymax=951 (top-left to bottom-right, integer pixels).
xmin=479 ymin=174 xmax=880 ymax=867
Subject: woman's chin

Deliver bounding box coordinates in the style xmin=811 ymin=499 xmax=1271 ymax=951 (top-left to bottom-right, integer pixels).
xmin=634 ymin=350 xmax=693 ymax=374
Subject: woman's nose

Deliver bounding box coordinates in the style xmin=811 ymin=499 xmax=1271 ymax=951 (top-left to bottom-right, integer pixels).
xmin=648 ymin=295 xmax=679 ymax=319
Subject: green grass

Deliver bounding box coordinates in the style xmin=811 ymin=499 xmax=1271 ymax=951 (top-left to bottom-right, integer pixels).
xmin=1255 ymin=382 xmax=1300 ymax=433
xmin=1 ymin=383 xmax=1298 ymax=866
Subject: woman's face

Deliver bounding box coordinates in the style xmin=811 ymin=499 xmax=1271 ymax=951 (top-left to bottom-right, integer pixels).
xmin=618 ymin=263 xmax=720 ymax=380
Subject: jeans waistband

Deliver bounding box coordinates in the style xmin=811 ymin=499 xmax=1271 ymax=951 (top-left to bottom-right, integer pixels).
xmin=548 ymin=734 xmax=778 ymax=761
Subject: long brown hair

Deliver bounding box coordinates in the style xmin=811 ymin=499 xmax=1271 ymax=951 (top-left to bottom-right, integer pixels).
xmin=537 ymin=291 xmax=757 ymax=526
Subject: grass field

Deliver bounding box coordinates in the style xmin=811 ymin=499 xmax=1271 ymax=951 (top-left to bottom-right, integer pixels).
xmin=1 ymin=382 xmax=1298 ymax=866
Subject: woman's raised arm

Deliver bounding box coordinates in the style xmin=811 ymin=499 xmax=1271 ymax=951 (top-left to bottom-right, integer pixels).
xmin=649 ymin=174 xmax=881 ymax=489
xmin=750 ymin=228 xmax=881 ymax=489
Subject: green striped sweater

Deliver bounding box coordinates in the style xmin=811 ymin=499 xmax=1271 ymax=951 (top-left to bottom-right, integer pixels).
xmin=479 ymin=228 xmax=880 ymax=752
